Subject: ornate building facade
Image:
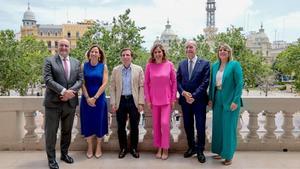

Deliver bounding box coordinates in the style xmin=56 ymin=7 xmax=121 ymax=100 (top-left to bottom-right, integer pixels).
xmin=153 ymin=20 xmax=179 ymax=51
xmin=20 ymin=4 xmax=93 ymax=54
xmin=246 ymin=24 xmax=288 ymax=64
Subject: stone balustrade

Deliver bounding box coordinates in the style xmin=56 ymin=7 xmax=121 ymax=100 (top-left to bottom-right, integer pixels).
xmin=0 ymin=96 xmax=300 ymax=151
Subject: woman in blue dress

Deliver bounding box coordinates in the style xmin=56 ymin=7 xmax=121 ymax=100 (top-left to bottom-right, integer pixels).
xmin=80 ymin=45 xmax=108 ymax=159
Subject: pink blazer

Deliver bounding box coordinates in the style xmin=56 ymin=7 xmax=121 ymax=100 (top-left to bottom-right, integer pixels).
xmin=144 ymin=60 xmax=177 ymax=106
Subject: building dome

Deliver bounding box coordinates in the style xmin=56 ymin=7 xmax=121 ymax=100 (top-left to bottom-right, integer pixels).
xmin=22 ymin=4 xmax=36 ymax=22
xmin=161 ymin=20 xmax=176 ymax=38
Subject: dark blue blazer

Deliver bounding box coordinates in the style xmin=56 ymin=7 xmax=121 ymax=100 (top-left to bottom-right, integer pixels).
xmin=177 ymin=57 xmax=210 ymax=105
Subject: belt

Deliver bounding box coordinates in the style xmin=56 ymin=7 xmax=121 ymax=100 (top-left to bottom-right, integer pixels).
xmin=121 ymin=95 xmax=133 ymax=99
xmin=216 ymin=86 xmax=222 ymax=90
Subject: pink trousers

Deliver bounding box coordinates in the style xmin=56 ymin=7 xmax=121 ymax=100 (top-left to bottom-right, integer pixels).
xmin=152 ymin=104 xmax=171 ymax=149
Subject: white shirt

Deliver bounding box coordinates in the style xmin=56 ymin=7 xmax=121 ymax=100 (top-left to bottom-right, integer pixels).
xmin=216 ymin=70 xmax=223 ymax=87
xmin=188 ymin=56 xmax=198 ymax=74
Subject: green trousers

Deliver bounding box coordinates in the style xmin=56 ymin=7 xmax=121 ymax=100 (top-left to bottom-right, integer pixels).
xmin=211 ymin=90 xmax=240 ymax=160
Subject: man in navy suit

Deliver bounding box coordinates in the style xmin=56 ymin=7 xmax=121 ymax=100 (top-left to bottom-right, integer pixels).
xmin=177 ymin=40 xmax=210 ymax=163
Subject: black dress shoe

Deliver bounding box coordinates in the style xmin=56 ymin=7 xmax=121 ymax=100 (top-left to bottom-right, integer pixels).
xmin=130 ymin=149 xmax=140 ymax=158
xmin=60 ymin=154 xmax=74 ymax=164
xmin=118 ymin=149 xmax=127 ymax=159
xmin=183 ymin=148 xmax=196 ymax=158
xmin=197 ymin=152 xmax=206 ymax=163
xmin=48 ymin=160 xmax=59 ymax=169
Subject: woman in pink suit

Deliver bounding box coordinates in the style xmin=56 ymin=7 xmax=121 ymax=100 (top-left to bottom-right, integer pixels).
xmin=144 ymin=43 xmax=177 ymax=160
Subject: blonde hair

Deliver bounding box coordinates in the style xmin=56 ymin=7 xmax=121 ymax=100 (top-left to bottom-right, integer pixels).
xmin=217 ymin=42 xmax=233 ymax=62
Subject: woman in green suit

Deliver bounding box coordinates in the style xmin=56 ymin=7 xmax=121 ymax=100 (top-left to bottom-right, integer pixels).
xmin=208 ymin=43 xmax=243 ymax=165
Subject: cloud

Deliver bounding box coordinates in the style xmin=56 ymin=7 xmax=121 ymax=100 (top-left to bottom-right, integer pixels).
xmin=264 ymin=11 xmax=300 ymax=42
xmin=0 ymin=0 xmax=255 ymax=48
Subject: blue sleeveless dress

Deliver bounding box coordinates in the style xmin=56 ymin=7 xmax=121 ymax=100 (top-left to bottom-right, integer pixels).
xmin=80 ymin=62 xmax=108 ymax=138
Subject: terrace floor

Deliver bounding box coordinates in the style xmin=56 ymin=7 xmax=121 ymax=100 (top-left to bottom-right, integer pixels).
xmin=0 ymin=151 xmax=300 ymax=169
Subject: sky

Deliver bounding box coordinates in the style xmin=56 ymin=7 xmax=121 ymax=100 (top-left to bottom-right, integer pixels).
xmin=0 ymin=0 xmax=299 ymax=49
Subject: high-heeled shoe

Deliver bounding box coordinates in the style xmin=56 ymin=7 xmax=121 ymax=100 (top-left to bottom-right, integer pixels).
xmin=86 ymin=152 xmax=93 ymax=159
xmin=95 ymin=141 xmax=102 ymax=159
xmin=212 ymin=155 xmax=222 ymax=160
xmin=95 ymin=152 xmax=102 ymax=159
xmin=156 ymin=148 xmax=162 ymax=159
xmin=222 ymin=160 xmax=232 ymax=165
xmin=161 ymin=149 xmax=168 ymax=160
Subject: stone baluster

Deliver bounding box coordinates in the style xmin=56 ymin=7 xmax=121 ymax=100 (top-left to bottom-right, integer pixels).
xmin=72 ymin=110 xmax=86 ymax=149
xmin=23 ymin=111 xmax=38 ymax=144
xmin=37 ymin=111 xmax=45 ymax=147
xmin=246 ymin=111 xmax=260 ymax=143
xmin=138 ymin=112 xmax=147 ymax=142
xmin=262 ymin=111 xmax=277 ymax=143
xmin=109 ymin=113 xmax=118 ymax=139
xmin=280 ymin=111 xmax=295 ymax=143
xmin=176 ymin=111 xmax=187 ymax=151
xmin=237 ymin=114 xmax=243 ymax=143
xmin=104 ymin=113 xmax=112 ymax=142
xmin=138 ymin=110 xmax=153 ymax=151
xmin=170 ymin=110 xmax=180 ymax=143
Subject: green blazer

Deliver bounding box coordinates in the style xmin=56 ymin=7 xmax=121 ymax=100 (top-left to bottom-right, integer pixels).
xmin=209 ymin=60 xmax=243 ymax=111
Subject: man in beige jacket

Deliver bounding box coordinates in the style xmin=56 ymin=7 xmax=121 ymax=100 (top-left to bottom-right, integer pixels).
xmin=110 ymin=48 xmax=144 ymax=159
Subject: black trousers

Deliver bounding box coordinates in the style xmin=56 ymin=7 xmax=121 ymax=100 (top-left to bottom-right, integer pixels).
xmin=116 ymin=95 xmax=140 ymax=150
xmin=44 ymin=103 xmax=75 ymax=161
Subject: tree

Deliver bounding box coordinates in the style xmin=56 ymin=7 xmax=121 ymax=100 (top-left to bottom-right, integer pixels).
xmin=214 ymin=26 xmax=272 ymax=89
xmin=168 ymin=38 xmax=187 ymax=68
xmin=0 ymin=30 xmax=49 ymax=96
xmin=274 ymin=41 xmax=300 ymax=91
xmin=0 ymin=30 xmax=18 ymax=95
xmin=167 ymin=26 xmax=271 ymax=90
xmin=15 ymin=36 xmax=49 ymax=95
xmin=72 ymin=9 xmax=148 ymax=72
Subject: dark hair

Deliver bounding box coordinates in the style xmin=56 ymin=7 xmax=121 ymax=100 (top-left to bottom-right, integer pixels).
xmin=149 ymin=43 xmax=167 ymax=63
xmin=86 ymin=44 xmax=105 ymax=63
xmin=120 ymin=48 xmax=134 ymax=58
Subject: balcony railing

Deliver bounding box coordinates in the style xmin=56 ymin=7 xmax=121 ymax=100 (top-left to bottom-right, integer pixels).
xmin=0 ymin=96 xmax=299 ymax=151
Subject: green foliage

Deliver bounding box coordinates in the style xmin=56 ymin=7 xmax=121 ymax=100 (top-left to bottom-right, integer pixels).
xmin=71 ymin=9 xmax=148 ymax=72
xmin=213 ymin=26 xmax=272 ymax=89
xmin=168 ymin=38 xmax=187 ymax=68
xmin=274 ymin=41 xmax=300 ymax=91
xmin=0 ymin=30 xmax=49 ymax=95
xmin=15 ymin=36 xmax=49 ymax=95
xmin=167 ymin=26 xmax=272 ymax=89
xmin=0 ymin=30 xmax=18 ymax=95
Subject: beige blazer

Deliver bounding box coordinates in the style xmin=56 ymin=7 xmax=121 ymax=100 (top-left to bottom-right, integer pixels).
xmin=110 ymin=63 xmax=145 ymax=109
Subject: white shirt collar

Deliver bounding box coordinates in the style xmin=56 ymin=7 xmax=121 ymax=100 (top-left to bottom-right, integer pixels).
xmin=59 ymin=55 xmax=70 ymax=61
xmin=189 ymin=55 xmax=198 ymax=63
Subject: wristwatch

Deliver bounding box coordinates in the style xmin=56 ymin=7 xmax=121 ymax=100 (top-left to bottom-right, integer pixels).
xmin=93 ymin=95 xmax=99 ymax=100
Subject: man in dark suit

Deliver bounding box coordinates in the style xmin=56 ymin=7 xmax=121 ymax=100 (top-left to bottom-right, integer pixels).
xmin=43 ymin=39 xmax=83 ymax=169
xmin=177 ymin=40 xmax=210 ymax=163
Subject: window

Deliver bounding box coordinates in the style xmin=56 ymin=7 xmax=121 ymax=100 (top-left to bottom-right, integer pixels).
xmin=67 ymin=32 xmax=71 ymax=38
xmin=48 ymin=32 xmax=50 ymax=36
xmin=55 ymin=41 xmax=58 ymax=48
xmin=40 ymin=32 xmax=43 ymax=36
xmin=76 ymin=32 xmax=80 ymax=38
xmin=47 ymin=41 xmax=51 ymax=48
